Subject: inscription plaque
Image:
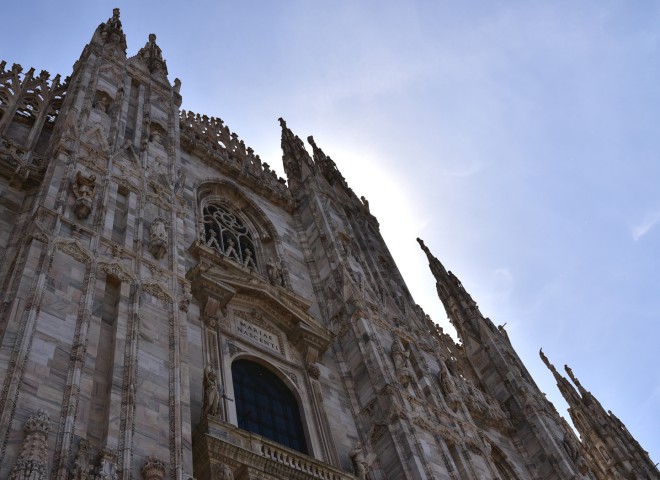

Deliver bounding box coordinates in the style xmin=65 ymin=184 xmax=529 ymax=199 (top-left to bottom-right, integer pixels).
xmin=236 ymin=319 xmax=281 ymax=353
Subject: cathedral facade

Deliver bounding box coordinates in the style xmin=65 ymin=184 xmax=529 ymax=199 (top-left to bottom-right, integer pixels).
xmin=0 ymin=10 xmax=656 ymax=480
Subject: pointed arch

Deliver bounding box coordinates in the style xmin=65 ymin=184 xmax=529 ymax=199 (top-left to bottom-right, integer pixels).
xmin=195 ymin=179 xmax=285 ymax=281
xmin=490 ymin=444 xmax=522 ymax=480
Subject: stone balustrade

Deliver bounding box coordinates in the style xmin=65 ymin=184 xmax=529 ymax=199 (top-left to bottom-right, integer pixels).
xmin=195 ymin=416 xmax=356 ymax=480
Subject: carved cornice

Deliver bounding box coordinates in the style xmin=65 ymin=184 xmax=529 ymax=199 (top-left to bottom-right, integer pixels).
xmin=187 ymin=243 xmax=333 ymax=360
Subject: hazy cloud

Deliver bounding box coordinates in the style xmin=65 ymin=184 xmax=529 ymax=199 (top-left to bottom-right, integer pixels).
xmin=632 ymin=210 xmax=660 ymax=241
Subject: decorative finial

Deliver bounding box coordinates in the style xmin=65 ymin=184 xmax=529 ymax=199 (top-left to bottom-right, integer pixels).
xmin=539 ymin=348 xmax=553 ymax=369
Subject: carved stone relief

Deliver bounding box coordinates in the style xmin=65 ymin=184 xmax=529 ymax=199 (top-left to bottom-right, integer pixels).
xmin=8 ymin=409 xmax=50 ymax=480
xmin=72 ymin=170 xmax=96 ymax=219
xmin=148 ymin=217 xmax=168 ymax=260
xmin=141 ymin=456 xmax=166 ymax=480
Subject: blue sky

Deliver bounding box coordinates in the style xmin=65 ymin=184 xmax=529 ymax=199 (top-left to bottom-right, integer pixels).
xmin=2 ymin=1 xmax=658 ymax=463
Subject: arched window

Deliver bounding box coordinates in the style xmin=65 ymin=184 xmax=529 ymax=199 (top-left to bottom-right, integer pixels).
xmin=202 ymin=204 xmax=257 ymax=268
xmin=491 ymin=447 xmax=520 ymax=480
xmin=232 ymin=359 xmax=308 ymax=454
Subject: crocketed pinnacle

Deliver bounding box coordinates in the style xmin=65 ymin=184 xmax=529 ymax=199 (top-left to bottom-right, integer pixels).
xmin=278 ymin=117 xmax=313 ymax=184
xmin=138 ymin=33 xmax=168 ymax=75
xmin=417 ymin=237 xmax=449 ymax=281
xmin=97 ymin=8 xmax=127 ymax=53
xmin=539 ymin=349 xmax=582 ymax=405
xmin=307 ymin=135 xmax=347 ymax=188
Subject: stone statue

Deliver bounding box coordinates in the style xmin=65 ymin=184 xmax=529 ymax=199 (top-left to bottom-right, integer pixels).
xmin=391 ymin=335 xmax=412 ymax=387
xmin=224 ymin=239 xmax=238 ymax=261
xmin=497 ymin=323 xmax=511 ymax=344
xmin=349 ymin=442 xmax=368 ymax=480
xmin=243 ymin=248 xmax=256 ymax=269
xmin=266 ymin=257 xmax=281 ymax=285
xmin=93 ymin=447 xmax=117 ymax=480
xmin=360 ymin=195 xmax=370 ymax=211
xmin=205 ymin=229 xmax=221 ymax=251
xmin=149 ymin=218 xmax=168 ymax=260
xmin=203 ymin=365 xmax=222 ymax=418
xmin=72 ymin=171 xmax=96 ymax=219
xmin=94 ymin=91 xmax=111 ymax=113
xmin=149 ymin=126 xmax=164 ymax=144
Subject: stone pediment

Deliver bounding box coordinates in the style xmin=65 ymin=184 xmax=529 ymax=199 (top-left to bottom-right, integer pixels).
xmin=80 ymin=123 xmax=109 ymax=154
xmin=187 ymin=242 xmax=332 ymax=362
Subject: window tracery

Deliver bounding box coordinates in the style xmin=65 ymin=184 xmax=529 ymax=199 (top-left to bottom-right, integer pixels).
xmin=201 ymin=203 xmax=257 ymax=268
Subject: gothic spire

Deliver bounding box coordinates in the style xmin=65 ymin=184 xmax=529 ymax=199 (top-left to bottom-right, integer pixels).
xmin=137 ymin=33 xmax=168 ymax=75
xmin=550 ymin=361 xmax=660 ymax=478
xmin=279 ymin=118 xmax=314 ymax=192
xmin=94 ymin=8 xmax=127 ymax=53
xmin=563 ymin=364 xmax=590 ymax=398
xmin=417 ymin=238 xmax=482 ymax=341
xmin=417 ymin=237 xmax=449 ymax=281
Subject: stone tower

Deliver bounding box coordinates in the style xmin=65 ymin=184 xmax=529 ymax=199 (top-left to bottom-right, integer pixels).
xmin=0 ymin=10 xmax=657 ymax=480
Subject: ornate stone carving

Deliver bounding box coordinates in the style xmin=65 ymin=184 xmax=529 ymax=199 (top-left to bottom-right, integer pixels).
xmin=438 ymin=365 xmax=461 ymax=412
xmin=138 ymin=34 xmax=168 ymax=75
xmin=8 ymin=409 xmax=50 ymax=480
xmin=99 ymin=259 xmax=135 ymax=283
xmin=141 ymin=279 xmax=174 ymax=302
xmin=391 ymin=334 xmax=412 ymax=388
xmin=93 ymin=447 xmax=117 ymax=480
xmin=55 ymin=237 xmax=94 ymax=264
xmin=98 ymin=8 xmax=127 ymax=52
xmin=141 ymin=456 xmax=166 ymax=480
xmin=72 ymin=171 xmax=96 ymax=219
xmin=227 ymin=343 xmax=245 ymax=357
xmin=70 ymin=439 xmax=93 ymax=479
xmin=148 ymin=217 xmax=168 ymax=260
xmin=203 ymin=365 xmax=223 ymax=418
xmin=202 ymin=204 xmax=257 ymax=268
xmin=179 ymin=281 xmax=192 ymax=312
xmin=212 ymin=463 xmax=234 ymax=480
xmin=307 ymin=363 xmax=320 ymax=379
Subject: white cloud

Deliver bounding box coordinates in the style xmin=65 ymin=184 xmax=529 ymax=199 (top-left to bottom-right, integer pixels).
xmin=492 ymin=268 xmax=514 ymax=290
xmin=632 ymin=210 xmax=660 ymax=241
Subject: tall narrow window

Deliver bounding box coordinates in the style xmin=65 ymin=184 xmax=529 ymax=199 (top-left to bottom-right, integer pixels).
xmin=111 ymin=187 xmax=129 ymax=244
xmin=232 ymin=360 xmax=307 ymax=454
xmin=89 ymin=275 xmax=121 ymax=445
xmin=202 ymin=204 xmax=257 ymax=268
